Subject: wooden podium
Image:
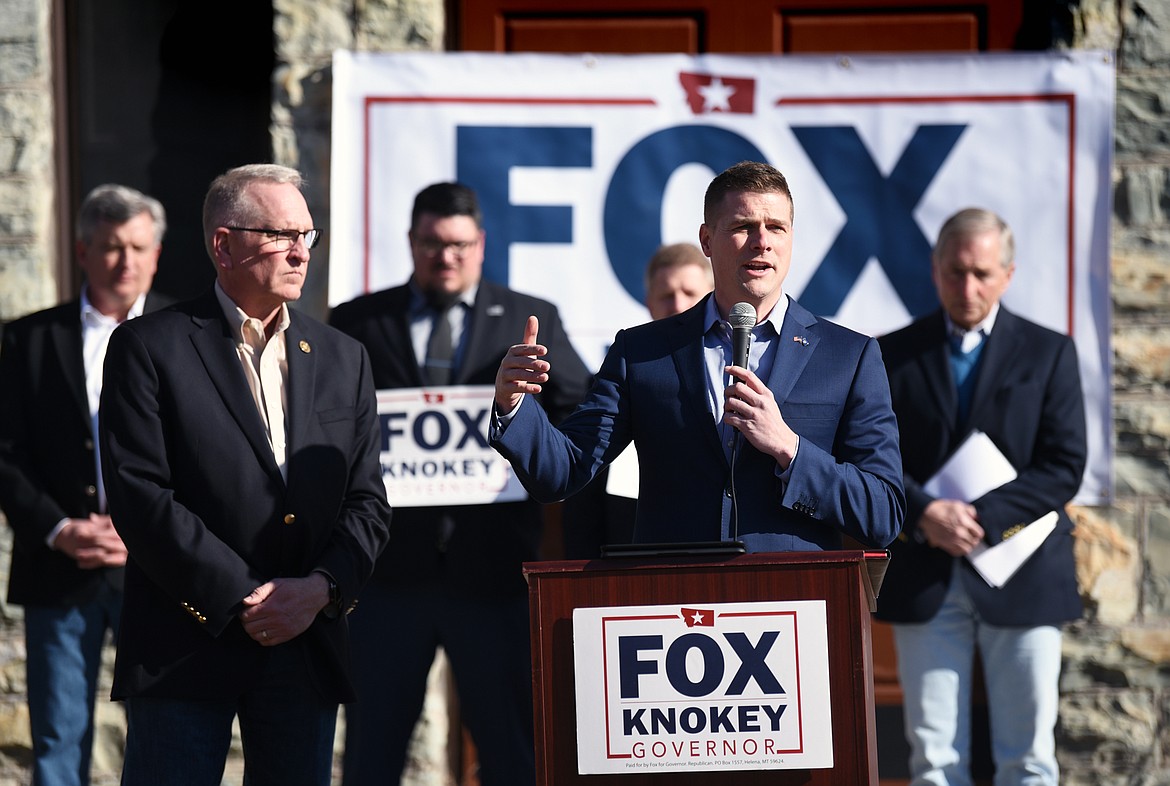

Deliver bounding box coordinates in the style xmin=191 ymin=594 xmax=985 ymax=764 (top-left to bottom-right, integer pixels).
xmin=524 ymin=550 xmax=889 ymax=785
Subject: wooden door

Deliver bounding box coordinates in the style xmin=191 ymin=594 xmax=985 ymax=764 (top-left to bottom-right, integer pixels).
xmin=457 ymin=0 xmax=1027 ymax=54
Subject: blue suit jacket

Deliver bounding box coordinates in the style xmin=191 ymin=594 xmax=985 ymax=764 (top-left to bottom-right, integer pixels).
xmin=874 ymin=308 xmax=1086 ymax=627
xmin=493 ymin=295 xmax=904 ymax=553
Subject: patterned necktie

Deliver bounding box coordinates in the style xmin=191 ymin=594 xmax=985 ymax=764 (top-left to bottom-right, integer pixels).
xmin=424 ymin=302 xmax=455 ymax=386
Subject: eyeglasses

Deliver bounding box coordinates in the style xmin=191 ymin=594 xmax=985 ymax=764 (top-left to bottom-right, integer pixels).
xmin=414 ymin=239 xmax=478 ymax=257
xmin=226 ymin=227 xmax=322 ymax=250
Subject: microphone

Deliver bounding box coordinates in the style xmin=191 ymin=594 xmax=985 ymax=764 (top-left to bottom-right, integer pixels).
xmin=728 ymin=302 xmax=757 ymax=369
xmin=725 ymin=301 xmax=756 ymax=549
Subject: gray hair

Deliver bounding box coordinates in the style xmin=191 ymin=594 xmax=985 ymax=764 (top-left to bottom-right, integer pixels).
xmin=202 ymin=164 xmax=306 ymax=258
xmin=933 ymin=208 xmax=1015 ymax=269
xmin=76 ymin=184 xmax=166 ymax=245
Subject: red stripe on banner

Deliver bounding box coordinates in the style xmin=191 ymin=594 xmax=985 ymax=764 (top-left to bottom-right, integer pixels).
xmin=372 ymin=96 xmax=656 ymax=105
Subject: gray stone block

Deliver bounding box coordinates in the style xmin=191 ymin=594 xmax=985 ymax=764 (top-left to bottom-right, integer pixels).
xmin=0 ymin=0 xmax=40 ymax=39
xmin=0 ymin=42 xmax=41 ymax=85
xmin=1116 ymin=165 xmax=1168 ymax=226
xmin=1113 ymin=245 xmax=1170 ymax=314
xmin=1121 ymin=0 xmax=1170 ymax=68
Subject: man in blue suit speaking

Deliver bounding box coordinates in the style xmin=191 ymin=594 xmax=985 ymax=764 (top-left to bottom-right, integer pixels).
xmin=491 ymin=161 xmax=904 ymax=553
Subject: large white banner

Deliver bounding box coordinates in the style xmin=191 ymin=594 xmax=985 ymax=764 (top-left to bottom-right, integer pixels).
xmin=330 ymin=51 xmax=1115 ymax=503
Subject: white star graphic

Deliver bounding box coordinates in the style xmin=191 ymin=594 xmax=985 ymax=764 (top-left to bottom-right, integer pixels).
xmin=698 ymin=77 xmax=736 ymax=113
xmin=691 ymin=610 xmax=707 ymax=625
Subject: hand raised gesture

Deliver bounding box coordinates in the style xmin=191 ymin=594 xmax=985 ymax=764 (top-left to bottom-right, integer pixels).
xmin=494 ymin=315 xmax=549 ymax=413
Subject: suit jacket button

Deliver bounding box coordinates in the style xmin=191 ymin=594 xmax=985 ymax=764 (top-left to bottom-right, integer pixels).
xmin=283 ymin=514 xmax=296 ymax=525
xmin=180 ymin=601 xmax=206 ymax=624
xmin=84 ymin=485 xmax=97 ymax=497
xmin=84 ymin=439 xmax=94 ymax=451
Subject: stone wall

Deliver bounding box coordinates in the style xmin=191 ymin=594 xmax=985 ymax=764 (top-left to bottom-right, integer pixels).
xmin=0 ymin=1 xmax=452 ymax=783
xmin=0 ymin=0 xmax=57 ymax=322
xmin=0 ymin=1 xmax=61 ymax=782
xmin=1059 ymin=0 xmax=1170 ymax=783
xmin=0 ymin=0 xmax=1168 ymax=784
xmin=272 ymin=0 xmax=444 ymax=319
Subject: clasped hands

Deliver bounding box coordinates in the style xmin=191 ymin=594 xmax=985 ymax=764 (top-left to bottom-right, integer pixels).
xmin=60 ymin=513 xmax=331 ymax=648
xmin=918 ymin=499 xmax=985 ymax=557
xmin=238 ymin=573 xmax=331 ymax=647
xmin=55 ymin=513 xmax=127 ymax=569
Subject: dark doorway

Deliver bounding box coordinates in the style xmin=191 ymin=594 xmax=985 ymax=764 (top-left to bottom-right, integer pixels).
xmin=66 ymin=0 xmax=274 ymax=301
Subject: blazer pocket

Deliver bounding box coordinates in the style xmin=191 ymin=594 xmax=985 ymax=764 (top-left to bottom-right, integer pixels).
xmin=317 ymin=406 xmax=355 ymax=424
xmin=995 ymin=380 xmax=1043 ymax=406
xmin=781 ymin=402 xmax=839 ymax=421
xmin=781 ymin=403 xmax=841 ymax=447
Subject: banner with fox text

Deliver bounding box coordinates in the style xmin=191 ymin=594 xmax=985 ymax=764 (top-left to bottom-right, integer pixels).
xmin=330 ymin=51 xmax=1115 ymax=503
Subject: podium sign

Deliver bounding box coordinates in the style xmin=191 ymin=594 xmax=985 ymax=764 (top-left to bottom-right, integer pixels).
xmin=572 ymin=600 xmax=833 ymax=773
xmin=525 ymin=551 xmax=887 ymax=785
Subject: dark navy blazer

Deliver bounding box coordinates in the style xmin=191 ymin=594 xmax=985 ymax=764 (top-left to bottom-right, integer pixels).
xmin=100 ymin=290 xmax=392 ymax=702
xmin=875 ymin=308 xmax=1086 ymax=627
xmin=0 ymin=292 xmax=170 ymax=608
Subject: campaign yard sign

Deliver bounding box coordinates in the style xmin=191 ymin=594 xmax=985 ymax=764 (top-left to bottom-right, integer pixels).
xmin=376 ymin=385 xmax=524 ymax=506
xmin=332 ymin=50 xmax=1114 ymax=503
xmin=572 ymin=600 xmax=833 ymax=774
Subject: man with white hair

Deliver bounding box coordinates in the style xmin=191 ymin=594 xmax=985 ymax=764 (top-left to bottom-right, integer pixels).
xmin=877 ymin=207 xmax=1087 ymax=786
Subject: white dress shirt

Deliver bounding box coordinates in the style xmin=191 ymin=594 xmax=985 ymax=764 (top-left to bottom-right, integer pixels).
xmin=46 ymin=290 xmax=147 ymax=546
xmin=216 ymin=282 xmax=291 ymax=482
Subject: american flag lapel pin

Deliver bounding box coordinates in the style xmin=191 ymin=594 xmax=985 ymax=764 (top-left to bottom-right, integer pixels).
xmin=793 ymin=335 xmax=809 ymax=346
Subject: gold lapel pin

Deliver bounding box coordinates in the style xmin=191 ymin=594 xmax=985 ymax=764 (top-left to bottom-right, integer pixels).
xmin=299 ymin=340 xmax=311 ymax=353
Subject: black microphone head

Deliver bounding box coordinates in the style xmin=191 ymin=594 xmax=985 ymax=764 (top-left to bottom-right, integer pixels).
xmin=729 ymin=302 xmax=757 ymax=329
xmin=728 ymin=302 xmax=755 ymax=370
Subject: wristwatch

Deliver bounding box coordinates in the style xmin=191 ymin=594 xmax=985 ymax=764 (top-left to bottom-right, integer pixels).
xmin=316 ymin=570 xmax=342 ymax=619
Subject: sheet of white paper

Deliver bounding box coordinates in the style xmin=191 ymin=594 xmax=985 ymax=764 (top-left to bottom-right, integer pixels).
xmin=923 ymin=430 xmax=1017 ymax=502
xmin=966 ymin=511 xmax=1059 ymax=587
xmin=604 ymin=445 xmax=639 ymax=499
